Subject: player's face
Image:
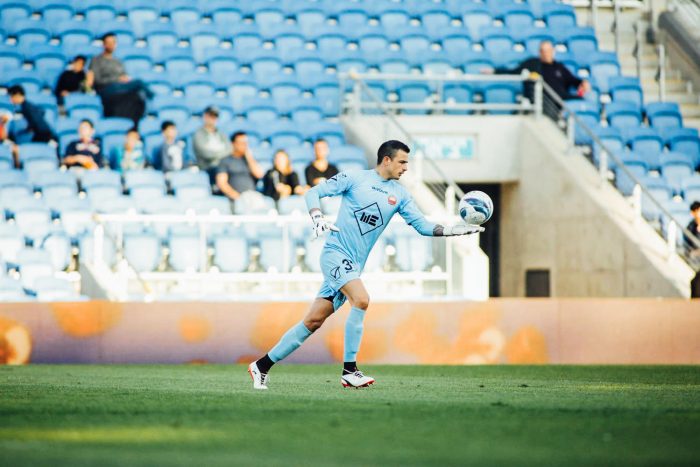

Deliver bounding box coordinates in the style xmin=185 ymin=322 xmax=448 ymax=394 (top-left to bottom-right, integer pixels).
xmin=387 ymin=150 xmax=409 ymax=180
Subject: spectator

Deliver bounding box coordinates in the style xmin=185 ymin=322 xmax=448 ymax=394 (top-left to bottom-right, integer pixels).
xmin=215 ymin=131 xmax=263 ymax=204
xmin=305 ymin=138 xmax=339 ymax=187
xmin=485 ymin=41 xmax=591 ymax=118
xmin=684 ymin=201 xmax=700 ymax=298
xmin=55 ymin=55 xmax=87 ymax=106
xmin=0 ymin=110 xmax=19 ymax=167
xmin=155 ymin=121 xmax=191 ymax=173
xmin=62 ymin=119 xmax=104 ymax=170
xmin=262 ymin=149 xmax=304 ymax=201
xmin=86 ymin=33 xmax=153 ymax=125
xmin=193 ymin=106 xmax=231 ymax=182
xmin=110 ymin=128 xmax=145 ymax=172
xmin=5 ymin=85 xmax=55 ymax=143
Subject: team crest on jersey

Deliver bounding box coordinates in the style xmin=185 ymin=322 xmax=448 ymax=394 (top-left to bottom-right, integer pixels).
xmin=388 ymin=195 xmax=397 ymax=206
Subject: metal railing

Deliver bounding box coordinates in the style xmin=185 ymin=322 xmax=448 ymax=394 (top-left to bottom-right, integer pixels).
xmin=338 ymin=71 xmax=540 ymax=204
xmin=91 ymin=213 xmax=457 ymax=300
xmin=547 ymin=81 xmax=700 ymax=269
xmin=656 ymin=43 xmax=667 ymax=101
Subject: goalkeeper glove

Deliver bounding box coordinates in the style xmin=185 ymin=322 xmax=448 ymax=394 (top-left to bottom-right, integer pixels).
xmin=442 ymin=223 xmax=484 ymax=236
xmin=311 ymin=210 xmax=339 ymax=239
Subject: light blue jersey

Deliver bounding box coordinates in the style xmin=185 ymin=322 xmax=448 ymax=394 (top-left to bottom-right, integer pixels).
xmin=305 ymin=169 xmax=436 ymax=308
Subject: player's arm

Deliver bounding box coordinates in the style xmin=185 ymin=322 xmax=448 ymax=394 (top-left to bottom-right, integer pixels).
xmin=304 ymin=172 xmax=354 ymax=237
xmin=399 ymin=197 xmax=483 ymax=237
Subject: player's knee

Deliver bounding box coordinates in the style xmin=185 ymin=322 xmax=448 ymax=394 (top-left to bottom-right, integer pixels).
xmin=304 ymin=316 xmax=326 ymax=332
xmin=351 ymin=295 xmax=370 ymax=311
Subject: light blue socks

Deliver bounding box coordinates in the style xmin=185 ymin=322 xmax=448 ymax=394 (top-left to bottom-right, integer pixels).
xmin=344 ymin=307 xmax=366 ymax=362
xmin=268 ymin=321 xmax=312 ymax=363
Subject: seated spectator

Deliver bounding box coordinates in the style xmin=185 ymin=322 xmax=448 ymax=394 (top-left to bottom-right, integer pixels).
xmin=484 ymin=41 xmax=591 ymax=118
xmin=110 ymin=128 xmax=145 ymax=172
xmin=86 ymin=33 xmax=153 ymax=125
xmin=62 ymin=119 xmax=104 ymax=170
xmin=305 ymin=138 xmax=339 ymax=187
xmin=684 ymin=201 xmax=700 ymax=298
xmin=193 ymin=106 xmax=230 ymax=183
xmin=0 ymin=110 xmax=18 ymax=167
xmin=55 ymin=55 xmax=87 ymax=106
xmin=215 ymin=131 xmax=263 ymax=204
xmin=155 ymin=121 xmax=192 ymax=173
xmin=5 ymin=85 xmax=55 ymax=143
xmin=263 ymin=149 xmax=304 ymax=201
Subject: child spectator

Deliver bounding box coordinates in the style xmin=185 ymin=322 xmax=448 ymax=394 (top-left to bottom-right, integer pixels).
xmin=110 ymin=128 xmax=145 ymax=172
xmin=155 ymin=121 xmax=191 ymax=172
xmin=62 ymin=119 xmax=104 ymax=170
xmin=55 ymin=55 xmax=87 ymax=106
xmin=6 ymin=85 xmax=55 ymax=143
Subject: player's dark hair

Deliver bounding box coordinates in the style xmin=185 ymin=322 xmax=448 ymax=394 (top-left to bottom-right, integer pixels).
xmin=8 ymin=85 xmax=25 ymax=97
xmin=161 ymin=120 xmax=175 ymax=131
xmin=314 ymin=138 xmax=327 ymax=145
xmin=80 ymin=119 xmax=94 ymax=128
xmin=377 ymin=140 xmax=410 ymax=165
xmin=231 ymin=131 xmax=246 ymax=142
xmin=102 ymin=32 xmax=116 ymax=41
xmin=691 ymin=201 xmax=700 ymax=212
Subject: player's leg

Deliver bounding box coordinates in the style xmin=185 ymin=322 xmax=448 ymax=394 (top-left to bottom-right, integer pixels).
xmin=339 ymin=279 xmax=375 ymax=388
xmin=249 ymin=298 xmax=334 ymax=390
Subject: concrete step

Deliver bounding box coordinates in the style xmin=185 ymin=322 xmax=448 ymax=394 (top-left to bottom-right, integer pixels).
xmin=642 ymin=79 xmax=690 ymax=94
xmin=679 ymin=104 xmax=700 ymax=118
xmin=684 ymin=118 xmax=700 ymax=130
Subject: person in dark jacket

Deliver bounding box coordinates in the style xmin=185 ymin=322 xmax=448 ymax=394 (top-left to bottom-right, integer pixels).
xmin=485 ymin=41 xmax=591 ymax=118
xmin=6 ymin=85 xmax=55 ymax=143
xmin=55 ymin=55 xmax=87 ymax=105
xmin=684 ymin=201 xmax=700 ymax=298
xmin=262 ymin=149 xmax=304 ymax=201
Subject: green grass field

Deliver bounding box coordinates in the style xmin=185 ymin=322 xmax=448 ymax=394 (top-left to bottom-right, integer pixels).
xmin=1 ymin=365 xmax=699 ymax=466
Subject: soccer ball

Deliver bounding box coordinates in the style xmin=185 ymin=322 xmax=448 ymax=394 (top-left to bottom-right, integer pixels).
xmin=459 ymin=191 xmax=493 ymax=225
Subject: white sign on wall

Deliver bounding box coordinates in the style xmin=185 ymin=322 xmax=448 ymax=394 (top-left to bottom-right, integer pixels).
xmin=413 ymin=136 xmax=477 ymax=160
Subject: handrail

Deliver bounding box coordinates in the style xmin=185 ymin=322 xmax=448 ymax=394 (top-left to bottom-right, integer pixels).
xmin=657 ymin=43 xmax=667 ymax=102
xmin=633 ymin=20 xmax=643 ymax=78
xmin=542 ymin=81 xmax=700 ymax=268
xmin=338 ymin=71 xmax=539 ymax=204
xmin=612 ymin=0 xmax=621 ymax=55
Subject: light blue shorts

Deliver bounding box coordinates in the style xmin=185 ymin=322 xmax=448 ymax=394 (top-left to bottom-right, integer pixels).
xmin=317 ymin=247 xmax=361 ymax=311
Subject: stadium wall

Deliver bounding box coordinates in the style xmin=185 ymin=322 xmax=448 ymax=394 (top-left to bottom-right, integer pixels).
xmin=1 ymin=300 xmax=698 ymax=365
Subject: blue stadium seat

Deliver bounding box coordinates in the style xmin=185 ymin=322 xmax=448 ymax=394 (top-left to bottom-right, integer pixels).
xmin=335 ymin=50 xmax=369 ymax=74
xmin=162 ymin=47 xmax=196 ymax=75
xmin=311 ymin=77 xmax=341 ymax=117
xmin=189 ymin=26 xmax=221 ymax=64
xmin=589 ymin=52 xmax=620 ymax=93
xmin=462 ymin=6 xmax=492 ymax=41
xmin=54 ymin=197 xmax=92 ymax=239
xmin=84 ymin=1 xmax=117 ymax=23
xmin=250 ymin=54 xmax=284 ymax=87
xmin=523 ymin=28 xmax=555 ymax=56
xmin=503 ymin=6 xmax=535 ymax=29
xmin=0 ymin=45 xmax=23 ymax=72
xmin=28 ymin=45 xmax=67 ymax=74
xmin=399 ymin=33 xmax=432 ymax=57
xmin=358 ymin=31 xmax=390 ymax=54
xmin=263 ymin=121 xmax=305 ymax=148
xmin=64 ymin=94 xmax=103 ymax=122
xmin=124 ymin=231 xmax=162 ymax=272
xmin=0 ymin=146 xmax=13 ymax=170
xmin=168 ymin=232 xmax=204 ymax=272
xmin=13 ymin=21 xmax=52 ymax=55
xmin=13 ymin=200 xmax=52 ymax=244
xmin=33 ymin=276 xmax=78 ymax=301
xmin=168 ymin=5 xmax=202 ymax=37
xmin=294 ymin=7 xmax=326 ymax=34
xmin=289 ymin=98 xmax=324 ymax=125
xmin=661 ymin=152 xmax=695 ymax=194
xmin=0 ymin=2 xmax=32 ymax=26
xmin=291 ymin=54 xmax=326 ymax=82
xmin=39 ymin=230 xmax=73 ymax=272
xmin=126 ymin=3 xmax=160 ymax=38
xmin=606 ymin=102 xmax=642 ymax=129
xmin=117 ymin=47 xmax=153 ymax=76
xmin=442 ymin=83 xmax=474 ymax=115
xmin=312 ymin=28 xmax=348 ymax=53
xmin=483 ymin=82 xmax=519 ymax=115
xmin=609 ymin=76 xmax=643 ymax=108
xmin=441 ymin=33 xmax=471 ymax=56
xmin=151 ymin=96 xmax=190 ymax=125
xmin=81 ymin=168 xmax=121 ymax=191
xmin=54 ymin=20 xmax=93 ymax=50
xmin=543 ymin=3 xmax=576 ymax=29
xmin=615 ymin=157 xmax=648 ymax=196
xmin=566 ymin=27 xmax=598 ymax=57
xmin=259 ymin=234 xmax=295 ymax=273
xmin=592 ymin=126 xmax=625 ymax=165
xmin=461 ymin=50 xmax=494 ymax=74
xmin=18 ymin=143 xmax=57 ymax=163
xmin=307 ymin=121 xmax=345 ymax=146
xmin=270 ymin=79 xmax=304 ymax=108
xmin=227 ymin=77 xmax=259 ymax=109
xmin=212 ymin=235 xmax=248 ymax=273
xmin=641 ymin=177 xmax=673 ymax=221
xmin=95 ymin=117 xmax=134 ymax=137
xmin=0 ymin=276 xmax=29 ymax=301
xmin=397 ymin=82 xmax=432 ymax=115
xmin=331 ymin=145 xmax=366 ymax=167
xmin=4 ymin=70 xmax=45 ymax=95
xmin=336 ymin=7 xmax=369 ymax=29
xmin=232 ymin=31 xmax=264 ymax=55
xmin=681 ymin=174 xmax=700 ymax=202
xmin=241 ymin=97 xmax=279 ymax=124
xmin=646 ymin=102 xmax=683 ymax=129
xmin=209 ymin=3 xmax=243 ymax=28
xmin=182 ymin=74 xmax=216 ymax=101
xmin=254 ymin=7 xmax=286 ymax=30
xmin=144 ymin=23 xmax=178 ymax=62
xmin=421 ymin=8 xmax=452 ymax=31
xmin=40 ymin=2 xmax=75 ymax=27
xmin=0 ymin=222 xmax=25 ymax=265
xmin=16 ymin=248 xmax=54 ymax=289
xmin=663 ymin=127 xmax=700 ymax=168
xmin=626 ymin=127 xmax=664 ymax=170
xmin=168 ymin=169 xmax=210 ymax=193
xmin=95 ymin=20 xmax=135 ymax=47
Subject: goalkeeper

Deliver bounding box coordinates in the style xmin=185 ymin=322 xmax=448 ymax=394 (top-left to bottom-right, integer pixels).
xmin=249 ymin=140 xmax=483 ymax=389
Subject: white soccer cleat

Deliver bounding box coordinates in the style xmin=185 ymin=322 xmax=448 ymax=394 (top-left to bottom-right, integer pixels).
xmin=341 ymin=370 xmax=375 ymax=388
xmin=248 ymin=362 xmax=269 ymax=390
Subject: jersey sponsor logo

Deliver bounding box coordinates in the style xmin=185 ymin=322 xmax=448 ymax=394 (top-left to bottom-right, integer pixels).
xmin=353 ymin=202 xmax=385 ymax=236
xmin=388 ymin=195 xmax=397 ymax=205
xmin=371 ymin=186 xmax=388 ymax=195
xmin=329 ymin=173 xmax=347 ymax=183
xmin=330 ymin=266 xmax=341 ymax=279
